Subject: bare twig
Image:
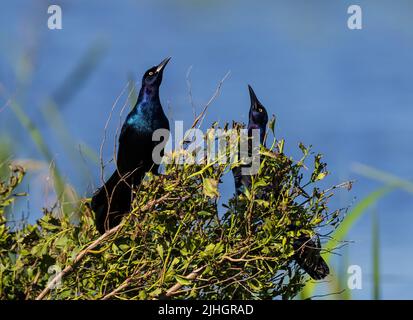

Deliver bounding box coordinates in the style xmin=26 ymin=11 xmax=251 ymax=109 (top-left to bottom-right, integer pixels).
xmin=185 ymin=66 xmax=196 ymax=119
xmin=101 ymin=270 xmax=155 ymax=300
xmin=97 ymin=83 xmax=134 ymax=231
xmin=308 ymin=289 xmax=346 ymax=300
xmin=190 ymin=71 xmax=230 ymax=130
xmin=165 ymin=265 xmax=206 ymax=297
xmin=98 ymin=83 xmax=129 ymax=186
xmin=0 ymin=98 xmax=11 ymax=113
xmin=177 ymin=71 xmax=230 ymax=153
xmin=113 ymin=86 xmax=134 ymax=173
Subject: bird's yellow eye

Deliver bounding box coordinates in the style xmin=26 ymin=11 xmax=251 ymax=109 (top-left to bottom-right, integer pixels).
xmin=258 ymin=108 xmax=263 ymax=112
xmin=149 ymin=71 xmax=154 ymax=76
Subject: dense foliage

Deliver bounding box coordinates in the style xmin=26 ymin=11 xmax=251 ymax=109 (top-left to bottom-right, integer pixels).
xmin=0 ymin=126 xmax=345 ymax=300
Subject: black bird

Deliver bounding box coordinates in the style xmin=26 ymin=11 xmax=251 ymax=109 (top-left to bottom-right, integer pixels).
xmin=232 ymin=85 xmax=268 ymax=195
xmin=292 ymin=232 xmax=330 ymax=280
xmin=232 ymin=85 xmax=329 ymax=280
xmin=91 ymin=57 xmax=171 ymax=234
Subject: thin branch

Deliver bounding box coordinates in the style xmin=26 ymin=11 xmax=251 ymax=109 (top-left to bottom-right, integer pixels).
xmin=190 ymin=71 xmax=230 ymax=130
xmin=101 ymin=270 xmax=155 ymax=300
xmin=0 ymin=98 xmax=11 ymax=113
xmin=98 ymin=83 xmax=129 ymax=186
xmin=164 ymin=266 xmax=206 ymax=297
xmin=97 ymin=83 xmax=134 ymax=231
xmin=113 ymin=86 xmax=134 ymax=174
xmin=185 ymin=66 xmax=196 ymax=119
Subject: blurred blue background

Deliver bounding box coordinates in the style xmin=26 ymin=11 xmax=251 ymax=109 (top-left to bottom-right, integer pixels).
xmin=1 ymin=0 xmax=413 ymax=299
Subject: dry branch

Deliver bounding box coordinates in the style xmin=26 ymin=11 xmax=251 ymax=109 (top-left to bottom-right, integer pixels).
xmin=165 ymin=266 xmax=206 ymax=297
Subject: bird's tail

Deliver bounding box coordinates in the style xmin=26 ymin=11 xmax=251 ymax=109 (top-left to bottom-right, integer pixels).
xmin=293 ymin=235 xmax=330 ymax=280
xmin=91 ymin=171 xmax=132 ymax=234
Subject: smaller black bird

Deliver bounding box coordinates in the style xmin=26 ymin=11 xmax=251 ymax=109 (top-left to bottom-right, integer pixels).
xmin=232 ymin=85 xmax=329 ymax=280
xmin=232 ymin=85 xmax=268 ymax=195
xmin=91 ymin=58 xmax=171 ymax=234
xmin=292 ymin=233 xmax=330 ymax=280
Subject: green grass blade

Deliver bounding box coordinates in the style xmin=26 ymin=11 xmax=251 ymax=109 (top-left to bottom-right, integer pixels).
xmin=51 ymin=40 xmax=107 ymax=109
xmin=41 ymin=98 xmax=99 ymax=165
xmin=10 ymin=100 xmax=53 ymax=162
xmin=372 ymin=209 xmax=380 ymax=300
xmin=353 ymin=163 xmax=413 ymax=194
xmin=40 ymin=41 xmax=106 ymax=168
xmin=0 ymin=136 xmax=13 ymax=179
xmin=9 ymin=99 xmax=75 ymax=215
xmin=325 ymin=185 xmax=394 ymax=254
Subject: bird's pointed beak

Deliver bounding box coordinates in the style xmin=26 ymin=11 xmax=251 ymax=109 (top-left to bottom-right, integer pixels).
xmin=248 ymin=85 xmax=260 ymax=110
xmin=156 ymin=57 xmax=171 ymax=73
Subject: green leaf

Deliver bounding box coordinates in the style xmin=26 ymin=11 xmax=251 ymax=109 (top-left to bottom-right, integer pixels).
xmin=204 ymin=243 xmax=215 ymax=253
xmin=156 ymin=244 xmax=164 ymax=260
xmin=138 ymin=290 xmax=147 ymax=299
xmin=253 ymin=179 xmax=268 ymax=189
xmin=255 ymin=199 xmax=269 ymax=208
xmin=268 ymin=116 xmax=276 ymax=134
xmin=198 ymin=211 xmax=213 ymax=217
xmin=149 ymin=288 xmax=162 ymax=297
xmin=55 ymin=236 xmax=68 ymax=248
xmin=119 ymin=244 xmax=130 ymax=252
xmin=202 ymin=178 xmax=219 ymax=198
xmin=315 ymin=172 xmax=328 ymax=181
xmin=175 ymin=275 xmax=192 ymax=286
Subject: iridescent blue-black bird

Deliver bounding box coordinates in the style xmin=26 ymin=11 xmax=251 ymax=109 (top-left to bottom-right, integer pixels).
xmin=91 ymin=57 xmax=171 ymax=234
xmin=232 ymin=85 xmax=329 ymax=280
xmin=232 ymin=85 xmax=268 ymax=195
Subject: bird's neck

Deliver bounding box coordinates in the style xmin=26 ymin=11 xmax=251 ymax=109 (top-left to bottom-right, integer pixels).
xmin=137 ymin=85 xmax=160 ymax=105
xmin=128 ymin=85 xmax=164 ymax=128
xmin=248 ymin=122 xmax=266 ymax=146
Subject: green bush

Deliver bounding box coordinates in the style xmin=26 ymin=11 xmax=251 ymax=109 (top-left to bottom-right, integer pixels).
xmin=0 ymin=128 xmax=345 ymax=300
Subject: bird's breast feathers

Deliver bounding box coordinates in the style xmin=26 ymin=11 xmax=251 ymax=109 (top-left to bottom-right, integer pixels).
xmin=125 ymin=102 xmax=168 ymax=133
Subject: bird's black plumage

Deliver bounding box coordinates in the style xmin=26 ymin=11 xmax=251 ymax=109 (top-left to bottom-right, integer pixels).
xmin=232 ymin=85 xmax=329 ymax=280
xmin=292 ymin=234 xmax=330 ymax=280
xmin=232 ymin=85 xmax=268 ymax=195
xmin=91 ymin=57 xmax=171 ymax=234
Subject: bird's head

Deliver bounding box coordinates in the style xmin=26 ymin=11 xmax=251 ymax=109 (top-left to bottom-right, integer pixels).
xmin=142 ymin=57 xmax=171 ymax=88
xmin=248 ymin=85 xmax=268 ymax=130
